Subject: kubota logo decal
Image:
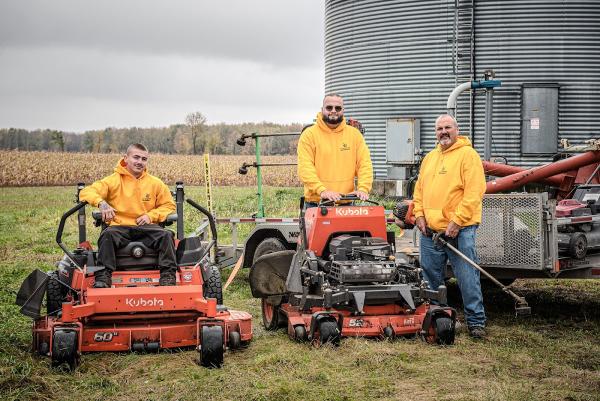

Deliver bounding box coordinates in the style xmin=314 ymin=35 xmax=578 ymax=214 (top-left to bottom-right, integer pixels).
xmin=335 ymin=208 xmax=369 ymax=216
xmin=125 ymin=297 xmax=164 ymax=307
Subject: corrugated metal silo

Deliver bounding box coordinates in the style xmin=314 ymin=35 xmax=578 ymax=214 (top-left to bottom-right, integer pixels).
xmin=325 ymin=0 xmax=600 ymax=177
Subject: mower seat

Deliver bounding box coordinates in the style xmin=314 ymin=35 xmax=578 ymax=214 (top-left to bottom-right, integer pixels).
xmin=115 ymin=240 xmax=164 ymax=271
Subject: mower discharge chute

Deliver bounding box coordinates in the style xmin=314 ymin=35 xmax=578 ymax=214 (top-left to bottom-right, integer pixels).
xmin=249 ymin=195 xmax=456 ymax=346
xmin=16 ymin=183 xmax=252 ymax=370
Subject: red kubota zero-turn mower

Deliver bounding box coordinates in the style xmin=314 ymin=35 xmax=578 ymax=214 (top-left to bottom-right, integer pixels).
xmin=16 ymin=183 xmax=252 ymax=370
xmin=249 ymin=195 xmax=456 ymax=346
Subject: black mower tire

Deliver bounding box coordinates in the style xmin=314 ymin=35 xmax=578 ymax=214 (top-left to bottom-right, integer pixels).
xmin=261 ymin=298 xmax=280 ymax=331
xmin=383 ymin=326 xmax=395 ymax=340
xmin=199 ymin=326 xmax=224 ymax=368
xmin=253 ymin=238 xmax=286 ymax=264
xmin=293 ymin=325 xmax=307 ymax=342
xmin=568 ymin=232 xmax=587 ymax=259
xmin=432 ymin=316 xmax=455 ymax=345
xmin=47 ymin=271 xmax=66 ymax=316
xmin=318 ymin=319 xmax=341 ymax=346
xmin=228 ymin=330 xmax=241 ymax=350
xmin=203 ymin=265 xmax=223 ymax=304
xmin=51 ymin=329 xmax=79 ymax=371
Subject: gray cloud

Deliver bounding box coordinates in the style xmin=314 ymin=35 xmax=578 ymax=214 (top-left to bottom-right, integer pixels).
xmin=0 ymin=1 xmax=324 ymax=131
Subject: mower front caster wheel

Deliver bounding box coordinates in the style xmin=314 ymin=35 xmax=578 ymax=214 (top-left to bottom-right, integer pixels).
xmin=317 ymin=319 xmax=340 ymax=346
xmin=293 ymin=325 xmax=307 ymax=342
xmin=228 ymin=330 xmax=241 ymax=350
xmin=199 ymin=326 xmax=224 ymax=368
xmin=51 ymin=329 xmax=79 ymax=371
xmin=261 ymin=298 xmax=280 ymax=331
xmin=426 ymin=316 xmax=455 ymax=345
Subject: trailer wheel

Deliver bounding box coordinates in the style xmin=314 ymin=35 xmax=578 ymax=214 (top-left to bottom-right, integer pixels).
xmin=47 ymin=271 xmax=66 ymax=316
xmin=568 ymin=233 xmax=587 ymax=259
xmin=253 ymin=238 xmax=286 ymax=263
xmin=203 ymin=265 xmax=223 ymax=304
xmin=261 ymin=298 xmax=280 ymax=330
xmin=51 ymin=329 xmax=79 ymax=371
xmin=427 ymin=316 xmax=455 ymax=346
xmin=317 ymin=319 xmax=340 ymax=346
xmin=199 ymin=326 xmax=224 ymax=368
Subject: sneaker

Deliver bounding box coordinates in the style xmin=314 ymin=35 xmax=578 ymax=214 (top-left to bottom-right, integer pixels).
xmin=468 ymin=326 xmax=487 ymax=339
xmin=159 ymin=271 xmax=176 ymax=286
xmin=93 ymin=269 xmax=112 ymax=288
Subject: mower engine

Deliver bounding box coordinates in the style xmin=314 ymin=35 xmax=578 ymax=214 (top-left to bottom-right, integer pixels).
xmin=327 ymin=235 xmax=396 ymax=284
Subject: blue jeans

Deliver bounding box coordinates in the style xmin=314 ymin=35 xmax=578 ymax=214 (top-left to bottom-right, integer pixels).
xmin=420 ymin=225 xmax=486 ymax=328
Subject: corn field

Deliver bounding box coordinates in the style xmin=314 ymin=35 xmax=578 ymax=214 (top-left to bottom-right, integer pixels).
xmin=0 ymin=150 xmax=300 ymax=187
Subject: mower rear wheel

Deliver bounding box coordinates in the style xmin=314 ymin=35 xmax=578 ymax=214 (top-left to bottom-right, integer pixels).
xmin=199 ymin=326 xmax=224 ymax=368
xmin=253 ymin=238 xmax=286 ymax=263
xmin=46 ymin=271 xmax=66 ymax=316
xmin=317 ymin=319 xmax=340 ymax=346
xmin=261 ymin=298 xmax=280 ymax=330
xmin=51 ymin=329 xmax=79 ymax=371
xmin=428 ymin=316 xmax=455 ymax=345
xmin=203 ymin=265 xmax=223 ymax=304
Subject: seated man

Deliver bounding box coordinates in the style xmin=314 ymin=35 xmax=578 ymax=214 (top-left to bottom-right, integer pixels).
xmin=79 ymin=143 xmax=177 ymax=287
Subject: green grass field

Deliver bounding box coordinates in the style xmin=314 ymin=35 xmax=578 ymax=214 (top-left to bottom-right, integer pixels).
xmin=1 ymin=187 xmax=599 ymax=401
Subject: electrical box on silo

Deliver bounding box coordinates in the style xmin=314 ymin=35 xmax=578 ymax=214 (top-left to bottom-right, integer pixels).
xmin=386 ymin=118 xmax=420 ymax=179
xmin=521 ymin=83 xmax=559 ymax=154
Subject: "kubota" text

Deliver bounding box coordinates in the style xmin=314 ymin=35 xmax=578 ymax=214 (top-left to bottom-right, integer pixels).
xmin=334 ymin=208 xmax=369 ymax=216
xmin=125 ymin=297 xmax=164 ymax=307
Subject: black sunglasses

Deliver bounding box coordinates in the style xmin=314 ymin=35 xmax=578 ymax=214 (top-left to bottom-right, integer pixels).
xmin=325 ymin=105 xmax=343 ymax=112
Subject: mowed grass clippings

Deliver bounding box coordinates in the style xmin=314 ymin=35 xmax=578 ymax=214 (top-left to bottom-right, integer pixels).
xmin=0 ymin=187 xmax=598 ymax=401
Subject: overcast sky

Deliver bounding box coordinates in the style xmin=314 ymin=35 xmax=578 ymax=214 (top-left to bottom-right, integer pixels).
xmin=0 ymin=1 xmax=325 ymax=132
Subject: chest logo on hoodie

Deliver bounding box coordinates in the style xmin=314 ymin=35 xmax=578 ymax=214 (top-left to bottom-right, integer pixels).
xmin=340 ymin=143 xmax=350 ymax=152
xmin=438 ymin=166 xmax=447 ymax=175
xmin=142 ymin=193 xmax=151 ymax=202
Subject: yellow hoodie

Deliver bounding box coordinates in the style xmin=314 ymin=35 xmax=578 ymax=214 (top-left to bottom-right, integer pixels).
xmin=297 ymin=113 xmax=373 ymax=202
xmin=79 ymin=158 xmax=175 ymax=226
xmin=413 ymin=136 xmax=485 ymax=231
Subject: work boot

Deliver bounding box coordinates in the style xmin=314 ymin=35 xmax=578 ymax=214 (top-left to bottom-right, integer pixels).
xmin=93 ymin=269 xmax=112 ymax=288
xmin=468 ymin=326 xmax=487 ymax=339
xmin=159 ymin=270 xmax=176 ymax=286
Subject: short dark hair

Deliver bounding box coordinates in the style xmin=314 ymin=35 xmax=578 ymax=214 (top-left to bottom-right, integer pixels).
xmin=126 ymin=143 xmax=148 ymax=154
xmin=323 ymin=93 xmax=343 ymax=103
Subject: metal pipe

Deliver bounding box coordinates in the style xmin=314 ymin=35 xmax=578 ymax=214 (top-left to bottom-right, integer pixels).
xmin=484 ymin=88 xmax=493 ymax=160
xmin=255 ymin=136 xmax=265 ymax=218
xmin=486 ymin=150 xmax=600 ymax=194
xmin=446 ymin=81 xmax=472 ymax=116
xmin=482 ymin=161 xmax=564 ymax=187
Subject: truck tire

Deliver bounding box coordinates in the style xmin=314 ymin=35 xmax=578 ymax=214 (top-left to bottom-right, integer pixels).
xmin=203 ymin=265 xmax=223 ymax=304
xmin=253 ymin=238 xmax=286 ymax=264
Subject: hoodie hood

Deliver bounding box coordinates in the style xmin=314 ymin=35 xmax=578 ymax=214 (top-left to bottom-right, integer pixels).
xmin=115 ymin=157 xmax=148 ymax=179
xmin=437 ymin=135 xmax=472 ymax=153
xmin=316 ymin=112 xmax=347 ymax=134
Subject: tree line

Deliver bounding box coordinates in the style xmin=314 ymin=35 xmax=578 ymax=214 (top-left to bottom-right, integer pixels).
xmin=0 ymin=113 xmax=305 ymax=155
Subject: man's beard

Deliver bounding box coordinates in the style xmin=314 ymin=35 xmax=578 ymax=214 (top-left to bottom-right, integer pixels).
xmin=438 ymin=134 xmax=452 ymax=147
xmin=323 ymin=114 xmax=343 ymax=125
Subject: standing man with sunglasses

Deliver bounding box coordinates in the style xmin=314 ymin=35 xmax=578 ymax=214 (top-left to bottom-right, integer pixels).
xmin=297 ymin=93 xmax=373 ymax=206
